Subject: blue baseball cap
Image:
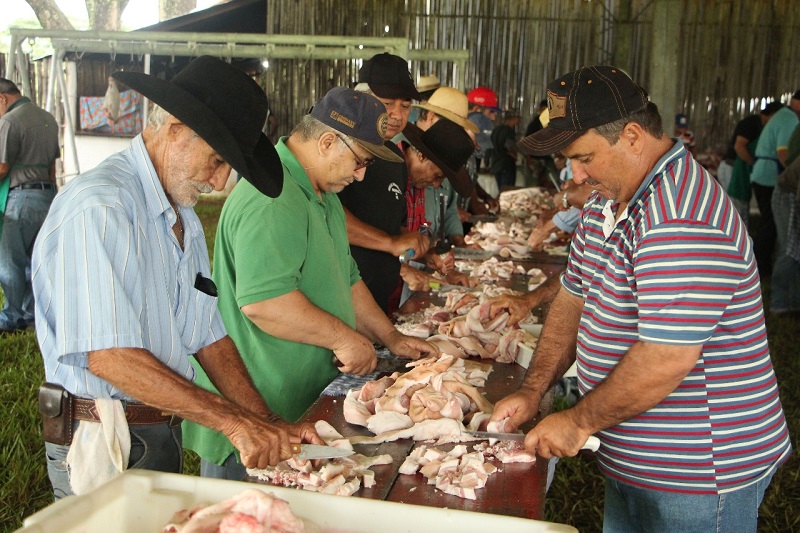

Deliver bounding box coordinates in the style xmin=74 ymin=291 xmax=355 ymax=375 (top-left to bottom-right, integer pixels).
xmin=311 ymin=86 xmax=402 ymax=162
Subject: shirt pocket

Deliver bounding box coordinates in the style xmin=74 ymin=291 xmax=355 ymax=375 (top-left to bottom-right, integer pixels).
xmin=177 ymin=287 xmax=219 ymax=353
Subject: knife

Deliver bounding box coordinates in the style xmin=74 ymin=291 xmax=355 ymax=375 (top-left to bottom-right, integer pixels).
xmin=290 ymin=443 xmax=355 ymax=460
xmin=463 ymin=430 xmax=601 ymax=452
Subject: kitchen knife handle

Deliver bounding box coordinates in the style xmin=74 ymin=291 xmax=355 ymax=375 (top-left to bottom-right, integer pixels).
xmin=582 ymin=436 xmax=600 ymax=452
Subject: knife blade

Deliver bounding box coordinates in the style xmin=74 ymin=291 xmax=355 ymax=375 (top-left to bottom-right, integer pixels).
xmin=290 ymin=444 xmax=355 ymax=460
xmin=463 ymin=431 xmax=601 ymax=452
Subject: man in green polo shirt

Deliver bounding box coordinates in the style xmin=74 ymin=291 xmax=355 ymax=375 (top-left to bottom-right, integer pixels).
xmin=183 ymin=87 xmax=437 ymax=480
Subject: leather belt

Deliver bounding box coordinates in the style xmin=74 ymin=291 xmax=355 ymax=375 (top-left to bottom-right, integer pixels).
xmin=73 ymin=397 xmax=180 ymax=425
xmin=10 ymin=182 xmax=56 ymax=191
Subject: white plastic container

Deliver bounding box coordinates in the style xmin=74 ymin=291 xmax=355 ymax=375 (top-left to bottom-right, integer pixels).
xmin=20 ymin=470 xmax=577 ymax=533
xmin=516 ymin=323 xmax=542 ymax=369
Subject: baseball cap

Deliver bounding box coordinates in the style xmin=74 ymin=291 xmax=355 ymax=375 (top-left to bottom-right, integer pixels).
xmin=467 ymin=86 xmax=500 ymax=110
xmin=403 ymin=120 xmax=475 ymax=197
xmin=675 ymin=113 xmax=689 ymax=128
xmin=412 ymin=87 xmax=479 ymax=132
xmin=518 ymin=65 xmax=649 ymax=156
xmin=311 ymin=86 xmax=403 ymax=163
xmin=358 ymin=53 xmax=421 ymax=101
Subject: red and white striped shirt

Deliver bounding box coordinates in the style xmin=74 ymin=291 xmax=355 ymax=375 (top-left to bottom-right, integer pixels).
xmin=563 ymin=141 xmax=791 ymax=493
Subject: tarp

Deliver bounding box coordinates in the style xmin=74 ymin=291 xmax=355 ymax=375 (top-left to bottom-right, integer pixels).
xmin=79 ymin=90 xmax=143 ymax=135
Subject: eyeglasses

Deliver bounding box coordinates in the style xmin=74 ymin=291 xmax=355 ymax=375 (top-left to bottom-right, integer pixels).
xmin=335 ymin=133 xmax=375 ymax=171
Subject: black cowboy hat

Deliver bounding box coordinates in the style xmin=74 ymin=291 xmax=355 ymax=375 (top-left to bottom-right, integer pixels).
xmin=402 ymin=121 xmax=474 ymax=197
xmin=113 ymin=56 xmax=283 ymax=198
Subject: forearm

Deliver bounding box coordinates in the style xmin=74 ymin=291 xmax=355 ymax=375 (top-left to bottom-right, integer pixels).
xmin=88 ymin=347 xmax=259 ymax=436
xmin=0 ymin=162 xmax=8 ymax=180
xmin=242 ymin=290 xmax=354 ymax=351
xmin=351 ymin=280 xmax=398 ymax=344
xmin=778 ymin=147 xmax=789 ymax=167
xmin=519 ymin=288 xmax=582 ymax=403
xmin=344 ymin=207 xmax=393 ymax=253
xmin=569 ymin=341 xmax=702 ymax=434
xmin=194 ymin=336 xmax=272 ymax=419
xmin=734 ymin=137 xmax=753 ymax=165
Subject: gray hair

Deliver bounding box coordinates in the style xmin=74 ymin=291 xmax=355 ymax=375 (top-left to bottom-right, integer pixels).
xmin=354 ymin=83 xmax=373 ymax=96
xmin=290 ymin=114 xmax=342 ymax=141
xmin=147 ymin=104 xmax=198 ymax=139
xmin=147 ymin=105 xmax=171 ymax=129
xmin=0 ymin=78 xmax=21 ymax=95
xmin=592 ymin=102 xmax=663 ymax=145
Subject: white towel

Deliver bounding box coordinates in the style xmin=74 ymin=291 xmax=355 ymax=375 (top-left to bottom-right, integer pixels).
xmin=66 ymin=399 xmax=131 ymax=495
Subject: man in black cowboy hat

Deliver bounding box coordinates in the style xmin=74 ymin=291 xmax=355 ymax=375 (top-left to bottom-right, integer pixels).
xmin=338 ymin=52 xmax=431 ymax=315
xmin=31 ymin=56 xmax=321 ymax=499
xmin=183 ymin=86 xmax=437 ymax=480
xmin=397 ymin=119 xmax=476 ymax=293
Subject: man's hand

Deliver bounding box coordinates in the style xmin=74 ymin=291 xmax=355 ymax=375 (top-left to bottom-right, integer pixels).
xmin=332 ymin=330 xmax=378 ymax=375
xmin=527 ymin=220 xmax=556 ymax=249
xmin=487 ymin=294 xmax=534 ymax=326
xmin=400 ymin=264 xmax=433 ymax=291
xmin=383 ymin=329 xmax=437 ymax=360
xmin=226 ymin=416 xmax=325 ymax=469
xmin=490 ymin=389 xmax=540 ymax=432
xmin=444 ymin=270 xmax=474 ymax=287
xmin=426 ymin=249 xmax=455 ymax=274
xmin=390 ymin=232 xmax=430 ymax=261
xmin=523 ymin=410 xmax=593 ymax=459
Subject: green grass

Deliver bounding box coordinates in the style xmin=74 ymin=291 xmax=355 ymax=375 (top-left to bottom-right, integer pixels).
xmin=1 ymin=200 xmax=797 ymax=531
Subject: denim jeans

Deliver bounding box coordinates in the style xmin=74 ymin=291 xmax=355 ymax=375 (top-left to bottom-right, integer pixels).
xmin=770 ymin=188 xmax=800 ymax=312
xmin=603 ymin=470 xmax=775 ymax=533
xmin=495 ymin=169 xmax=517 ymax=190
xmin=200 ymin=453 xmax=247 ymax=481
xmin=0 ymin=188 xmax=55 ymax=329
xmin=44 ymin=420 xmax=183 ymax=500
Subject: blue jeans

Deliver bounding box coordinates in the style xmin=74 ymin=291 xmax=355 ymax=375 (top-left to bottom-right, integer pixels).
xmin=0 ymin=188 xmax=55 ymax=329
xmin=495 ymin=169 xmax=517 ymax=190
xmin=603 ymin=470 xmax=775 ymax=533
xmin=44 ymin=420 xmax=183 ymax=500
xmin=770 ymin=188 xmax=800 ymax=312
xmin=200 ymin=453 xmax=246 ymax=481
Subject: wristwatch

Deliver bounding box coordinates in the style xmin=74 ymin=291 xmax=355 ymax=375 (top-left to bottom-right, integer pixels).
xmin=561 ymin=191 xmax=570 ymax=209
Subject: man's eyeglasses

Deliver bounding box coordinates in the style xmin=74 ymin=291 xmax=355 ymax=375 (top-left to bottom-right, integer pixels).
xmin=335 ymin=134 xmax=375 ymax=171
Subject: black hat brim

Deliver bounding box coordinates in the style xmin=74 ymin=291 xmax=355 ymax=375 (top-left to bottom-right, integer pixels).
xmin=404 ymin=125 xmax=474 ymax=197
xmin=518 ymin=128 xmax=585 ymax=157
xmin=113 ymin=71 xmax=283 ymax=198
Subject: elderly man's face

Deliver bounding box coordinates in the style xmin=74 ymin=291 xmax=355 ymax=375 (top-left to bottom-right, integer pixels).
xmin=562 ymin=129 xmax=639 ymax=203
xmin=317 ymin=134 xmax=371 ymax=193
xmin=377 ymin=97 xmax=412 ymax=139
xmin=164 ymin=125 xmax=231 ymax=207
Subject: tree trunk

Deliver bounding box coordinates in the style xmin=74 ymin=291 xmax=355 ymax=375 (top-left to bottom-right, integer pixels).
xmin=85 ymin=0 xmax=129 ymax=31
xmin=159 ymin=0 xmax=197 ymax=22
xmin=24 ymin=0 xmax=75 ymax=30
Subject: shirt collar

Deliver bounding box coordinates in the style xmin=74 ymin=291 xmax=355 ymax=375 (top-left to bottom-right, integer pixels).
xmin=6 ymin=96 xmax=31 ymax=113
xmin=627 ymin=139 xmax=686 ymax=206
xmin=275 ymin=136 xmax=322 ymax=203
xmin=128 ymin=134 xmax=177 ymax=222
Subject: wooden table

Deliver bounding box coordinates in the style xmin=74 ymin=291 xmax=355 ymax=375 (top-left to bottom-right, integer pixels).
xmin=298 ymin=361 xmax=551 ymax=520
xmin=251 ymin=250 xmax=568 ymax=520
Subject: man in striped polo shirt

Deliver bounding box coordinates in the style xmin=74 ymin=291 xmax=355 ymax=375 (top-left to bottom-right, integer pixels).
xmin=492 ymin=66 xmax=791 ymax=532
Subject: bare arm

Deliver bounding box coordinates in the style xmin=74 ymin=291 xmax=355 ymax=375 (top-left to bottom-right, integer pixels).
xmin=487 ymin=271 xmax=563 ymax=325
xmin=734 ymin=135 xmax=754 ymax=165
xmin=777 ymin=146 xmax=789 ymax=167
xmin=194 ymin=336 xmax=271 ymax=418
xmin=241 ymin=290 xmax=376 ymax=375
xmin=491 ymin=287 xmax=583 ymax=430
xmin=0 ymin=162 xmax=8 ymax=180
xmin=351 ymin=279 xmax=437 ymax=360
xmin=343 ymin=206 xmax=429 ymax=260
xmin=527 ymin=341 xmax=702 ymax=458
xmin=87 ymin=347 xmax=322 ymax=469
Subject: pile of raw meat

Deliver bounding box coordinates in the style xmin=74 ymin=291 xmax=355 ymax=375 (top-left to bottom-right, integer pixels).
xmin=398 ymin=441 xmax=535 ymax=500
xmin=162 ymin=488 xmax=312 ymax=532
xmin=247 ymin=421 xmax=391 ymax=497
xmin=395 ymin=290 xmax=537 ymax=364
xmin=497 ymin=187 xmax=552 ymax=217
xmin=464 ymin=220 xmax=532 ymax=259
xmin=343 ymin=354 xmax=495 ymax=444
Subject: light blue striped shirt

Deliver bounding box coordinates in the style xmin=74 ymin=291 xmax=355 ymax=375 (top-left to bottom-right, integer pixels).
xmin=32 ymin=135 xmax=227 ymax=399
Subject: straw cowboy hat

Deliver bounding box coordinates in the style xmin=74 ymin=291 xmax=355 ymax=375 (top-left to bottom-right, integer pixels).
xmin=113 ymin=55 xmax=283 ymax=198
xmin=412 ymin=87 xmax=479 ymax=133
